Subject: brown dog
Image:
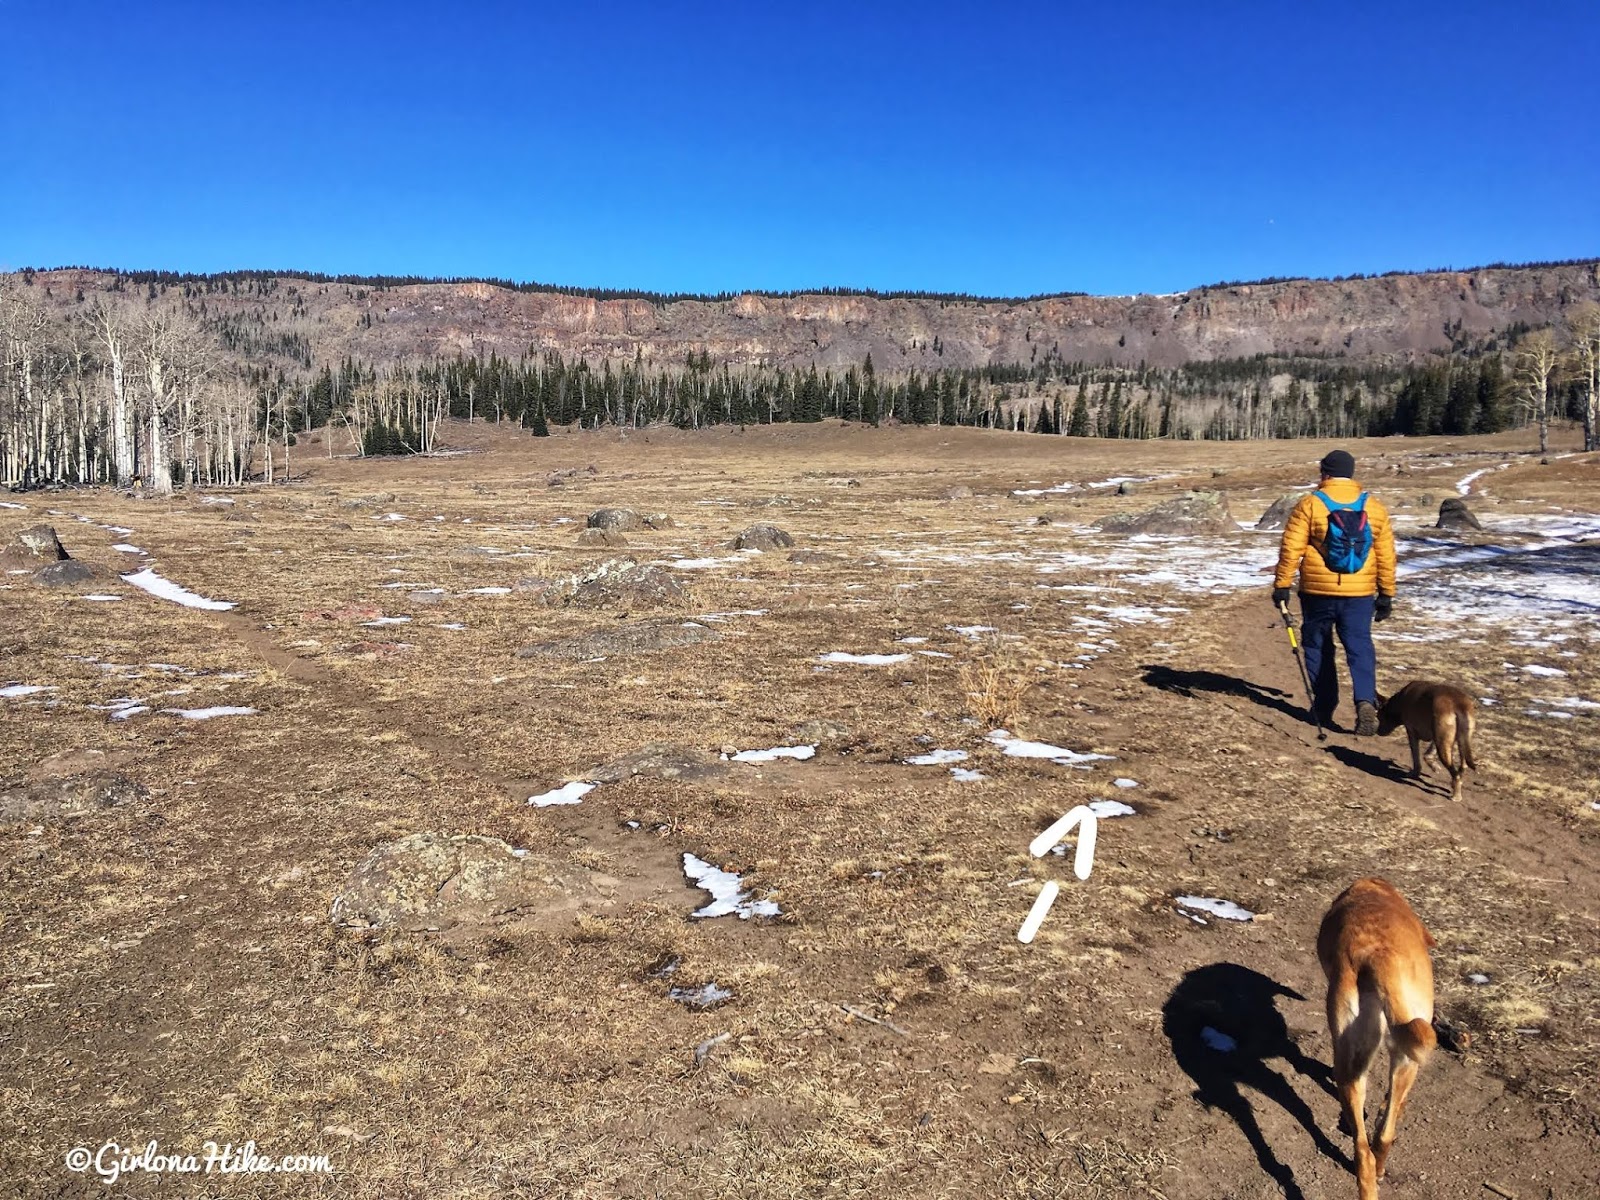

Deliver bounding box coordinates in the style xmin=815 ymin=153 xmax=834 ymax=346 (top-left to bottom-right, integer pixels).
xmin=1377 ymin=681 xmax=1477 ymax=801
xmin=1317 ymin=878 xmax=1436 ymax=1200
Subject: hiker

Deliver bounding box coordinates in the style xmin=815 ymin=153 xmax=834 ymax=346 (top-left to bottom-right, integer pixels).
xmin=1272 ymin=449 xmax=1396 ymax=736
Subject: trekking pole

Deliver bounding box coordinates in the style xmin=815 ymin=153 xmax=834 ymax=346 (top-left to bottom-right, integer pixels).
xmin=1278 ymin=600 xmax=1327 ymax=742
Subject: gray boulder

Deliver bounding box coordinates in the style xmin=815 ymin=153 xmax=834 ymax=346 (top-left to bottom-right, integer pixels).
xmin=0 ymin=771 xmax=147 ymax=824
xmin=576 ymin=527 xmax=629 ymax=548
xmin=1 ymin=524 xmax=69 ymax=568
xmin=34 ymin=560 xmax=107 ymax=587
xmin=536 ymin=557 xmax=687 ymax=609
xmin=1255 ymin=492 xmax=1306 ymax=531
xmin=329 ymin=833 xmax=601 ymax=932
xmin=590 ymin=743 xmax=726 ymax=783
xmin=1437 ymin=498 xmax=1483 ymax=531
xmin=731 ymin=523 xmax=794 ymax=551
xmin=587 ymin=508 xmax=645 ymax=532
xmin=516 ymin=619 xmax=720 ymax=661
xmin=1099 ymin=491 xmax=1239 ymax=536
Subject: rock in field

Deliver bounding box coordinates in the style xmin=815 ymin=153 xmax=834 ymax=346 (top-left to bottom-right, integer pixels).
xmin=1098 ymin=491 xmax=1238 ymax=536
xmin=34 ymin=560 xmax=107 ymax=587
xmin=536 ymin=557 xmax=687 ymax=609
xmin=577 ymin=527 xmax=629 ymax=548
xmin=589 ymin=743 xmax=726 ymax=783
xmin=1 ymin=524 xmax=69 ymax=568
xmin=587 ymin=508 xmax=644 ymax=532
xmin=731 ymin=523 xmax=794 ymax=551
xmin=1255 ymin=493 xmax=1306 ymax=531
xmin=0 ymin=771 xmax=147 ymax=824
xmin=1436 ymin=498 xmax=1484 ymax=531
xmin=330 ymin=833 xmax=605 ymax=932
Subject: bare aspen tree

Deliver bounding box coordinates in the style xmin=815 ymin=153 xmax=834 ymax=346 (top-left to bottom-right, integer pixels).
xmin=1513 ymin=328 xmax=1562 ymax=456
xmin=86 ymin=300 xmax=140 ymax=484
xmin=1568 ymin=302 xmax=1600 ymax=452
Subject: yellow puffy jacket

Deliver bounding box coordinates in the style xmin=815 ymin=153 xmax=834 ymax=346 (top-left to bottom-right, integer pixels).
xmin=1274 ymin=478 xmax=1396 ymax=598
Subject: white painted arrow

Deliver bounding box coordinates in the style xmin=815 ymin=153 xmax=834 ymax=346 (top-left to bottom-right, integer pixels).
xmin=1028 ymin=805 xmax=1099 ymax=880
xmin=1016 ymin=881 xmax=1059 ymax=944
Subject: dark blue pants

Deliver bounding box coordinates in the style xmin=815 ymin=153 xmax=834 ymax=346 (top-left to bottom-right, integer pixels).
xmin=1299 ymin=593 xmax=1377 ymax=719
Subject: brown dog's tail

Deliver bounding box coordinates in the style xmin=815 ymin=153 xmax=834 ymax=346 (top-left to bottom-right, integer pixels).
xmin=1458 ymin=714 xmax=1477 ymax=772
xmin=1392 ymin=1016 xmax=1437 ymax=1064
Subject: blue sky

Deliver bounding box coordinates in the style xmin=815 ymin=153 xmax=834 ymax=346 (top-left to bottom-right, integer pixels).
xmin=3 ymin=1 xmax=1596 ymax=296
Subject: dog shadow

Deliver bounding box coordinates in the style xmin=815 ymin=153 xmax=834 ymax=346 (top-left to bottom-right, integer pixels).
xmin=1140 ymin=665 xmax=1309 ymax=725
xmin=1325 ymin=744 xmax=1446 ymax=796
xmin=1163 ymin=963 xmax=1348 ymax=1200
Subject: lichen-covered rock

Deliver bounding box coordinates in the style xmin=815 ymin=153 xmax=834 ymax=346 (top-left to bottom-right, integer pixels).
xmin=586 ymin=508 xmax=644 ymax=532
xmin=1255 ymin=492 xmax=1306 ymax=531
xmin=516 ymin=619 xmax=719 ymax=660
xmin=0 ymin=771 xmax=147 ymax=824
xmin=576 ymin=527 xmax=629 ymax=548
xmin=537 ymin=557 xmax=687 ymax=609
xmin=33 ymin=560 xmax=106 ymax=587
xmin=329 ymin=833 xmax=595 ymax=932
xmin=589 ymin=743 xmax=725 ymax=783
xmin=1 ymin=524 xmax=70 ymax=568
xmin=942 ymin=485 xmax=974 ymax=500
xmin=641 ymin=513 xmax=675 ymax=530
xmin=1436 ymin=498 xmax=1484 ymax=531
xmin=731 ymin=523 xmax=794 ymax=551
xmin=1098 ymin=491 xmax=1238 ymax=536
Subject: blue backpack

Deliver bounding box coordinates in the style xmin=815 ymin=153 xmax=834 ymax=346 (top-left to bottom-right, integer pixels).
xmin=1313 ymin=491 xmax=1374 ymax=576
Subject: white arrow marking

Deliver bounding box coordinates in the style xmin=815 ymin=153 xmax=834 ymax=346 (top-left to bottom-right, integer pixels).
xmin=1028 ymin=805 xmax=1099 ymax=880
xmin=1016 ymin=881 xmax=1060 ymax=944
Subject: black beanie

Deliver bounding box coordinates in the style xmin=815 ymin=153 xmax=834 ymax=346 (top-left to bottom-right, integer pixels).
xmin=1319 ymin=449 xmax=1356 ymax=479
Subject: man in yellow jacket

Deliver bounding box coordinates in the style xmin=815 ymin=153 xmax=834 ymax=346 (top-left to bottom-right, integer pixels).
xmin=1272 ymin=449 xmax=1397 ymax=736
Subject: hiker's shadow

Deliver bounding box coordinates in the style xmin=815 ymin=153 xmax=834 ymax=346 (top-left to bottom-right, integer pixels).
xmin=1141 ymin=664 xmax=1305 ymax=723
xmin=1163 ymin=963 xmax=1347 ymax=1200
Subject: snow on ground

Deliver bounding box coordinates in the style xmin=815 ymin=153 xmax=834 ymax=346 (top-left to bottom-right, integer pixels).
xmin=668 ymin=982 xmax=732 ymax=1009
xmin=1176 ymin=896 xmax=1256 ymax=922
xmin=1 ymin=684 xmax=52 ymax=698
xmin=111 ymin=543 xmax=143 ymax=554
xmin=986 ymin=729 xmax=1113 ymax=768
xmin=820 ymin=651 xmax=911 ymax=666
xmin=905 ymin=748 xmax=969 ymax=766
xmin=80 ymin=594 xmax=122 ymax=602
xmin=528 ymin=781 xmax=597 ymax=807
xmin=950 ymin=767 xmax=987 ymax=782
xmin=0 ymin=501 xmax=27 ymax=510
xmin=1201 ymin=1027 xmax=1238 ymax=1053
xmin=683 ymin=854 xmax=780 ymax=919
xmin=1457 ymin=463 xmax=1511 ymax=494
xmin=121 ymin=568 xmax=235 ymax=611
xmin=1113 ymin=778 xmax=1139 ymax=788
xmin=363 ymin=616 xmax=411 ymax=626
xmin=728 ymin=745 xmax=816 ymax=764
xmin=461 ymin=587 xmax=511 ymax=596
xmin=1088 ymin=799 xmax=1137 ymax=818
xmin=161 ymin=706 xmax=259 ymax=720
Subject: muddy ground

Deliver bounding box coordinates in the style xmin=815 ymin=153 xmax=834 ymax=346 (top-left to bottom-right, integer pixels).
xmin=2 ymin=421 xmax=1596 ymax=1198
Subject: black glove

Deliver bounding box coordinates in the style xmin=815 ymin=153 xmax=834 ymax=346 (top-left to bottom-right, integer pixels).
xmin=1375 ymin=595 xmax=1393 ymax=622
xmin=1271 ymin=587 xmax=1292 ymax=608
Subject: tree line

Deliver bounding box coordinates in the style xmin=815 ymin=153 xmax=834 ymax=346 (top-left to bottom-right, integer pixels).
xmin=3 ymin=277 xmax=1597 ymax=490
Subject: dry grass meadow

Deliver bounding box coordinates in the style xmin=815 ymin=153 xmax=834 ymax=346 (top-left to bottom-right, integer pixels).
xmin=3 ymin=420 xmax=1597 ymax=1199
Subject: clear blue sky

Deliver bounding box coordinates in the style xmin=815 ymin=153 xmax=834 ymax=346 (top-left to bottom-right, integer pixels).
xmin=3 ymin=1 xmax=1596 ymax=296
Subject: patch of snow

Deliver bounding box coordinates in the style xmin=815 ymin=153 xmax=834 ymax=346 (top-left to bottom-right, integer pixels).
xmin=1088 ymin=799 xmax=1136 ymax=818
xmin=437 ymin=622 xmax=467 ymax=631
xmin=950 ymin=767 xmax=987 ymax=781
xmin=528 ymin=781 xmax=597 ymax=807
xmin=918 ymin=650 xmax=954 ymax=659
xmin=161 ymin=706 xmax=259 ymax=720
xmin=1 ymin=684 xmax=52 ymax=698
xmin=683 ymin=853 xmax=780 ymax=919
xmin=0 ymin=501 xmax=27 ymax=510
xmin=1517 ymin=664 xmax=1568 ymax=678
xmin=819 ymin=652 xmax=911 ymax=665
xmin=110 ymin=705 xmax=149 ymax=720
xmin=373 ymin=512 xmax=406 ymax=521
xmin=112 ymin=543 xmax=143 ymax=554
xmin=1201 ymin=1026 xmax=1238 ymax=1053
xmin=121 ymin=568 xmax=235 ymax=611
xmin=362 ymin=616 xmax=412 ymax=626
xmin=1113 ymin=778 xmax=1139 ymax=789
xmin=462 ymin=586 xmax=511 ymax=596
xmin=905 ymin=748 xmax=968 ymax=766
xmin=986 ymin=729 xmax=1114 ymax=768
xmin=80 ymin=594 xmax=122 ymax=602
xmin=728 ymin=744 xmax=816 ymax=764
xmin=946 ymin=624 xmax=998 ymax=638
xmin=1468 ymin=973 xmax=1491 ymax=985
xmin=668 ymin=982 xmax=732 ymax=1009
xmin=1176 ymin=896 xmax=1255 ymax=921
xmin=896 ymin=636 xmax=929 ymax=644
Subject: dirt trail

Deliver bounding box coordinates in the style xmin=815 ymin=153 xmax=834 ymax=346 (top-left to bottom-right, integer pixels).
xmin=1222 ymin=594 xmax=1600 ymax=896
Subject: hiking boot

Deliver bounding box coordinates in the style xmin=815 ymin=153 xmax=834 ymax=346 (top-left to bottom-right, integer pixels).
xmin=1355 ymin=701 xmax=1379 ymax=737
